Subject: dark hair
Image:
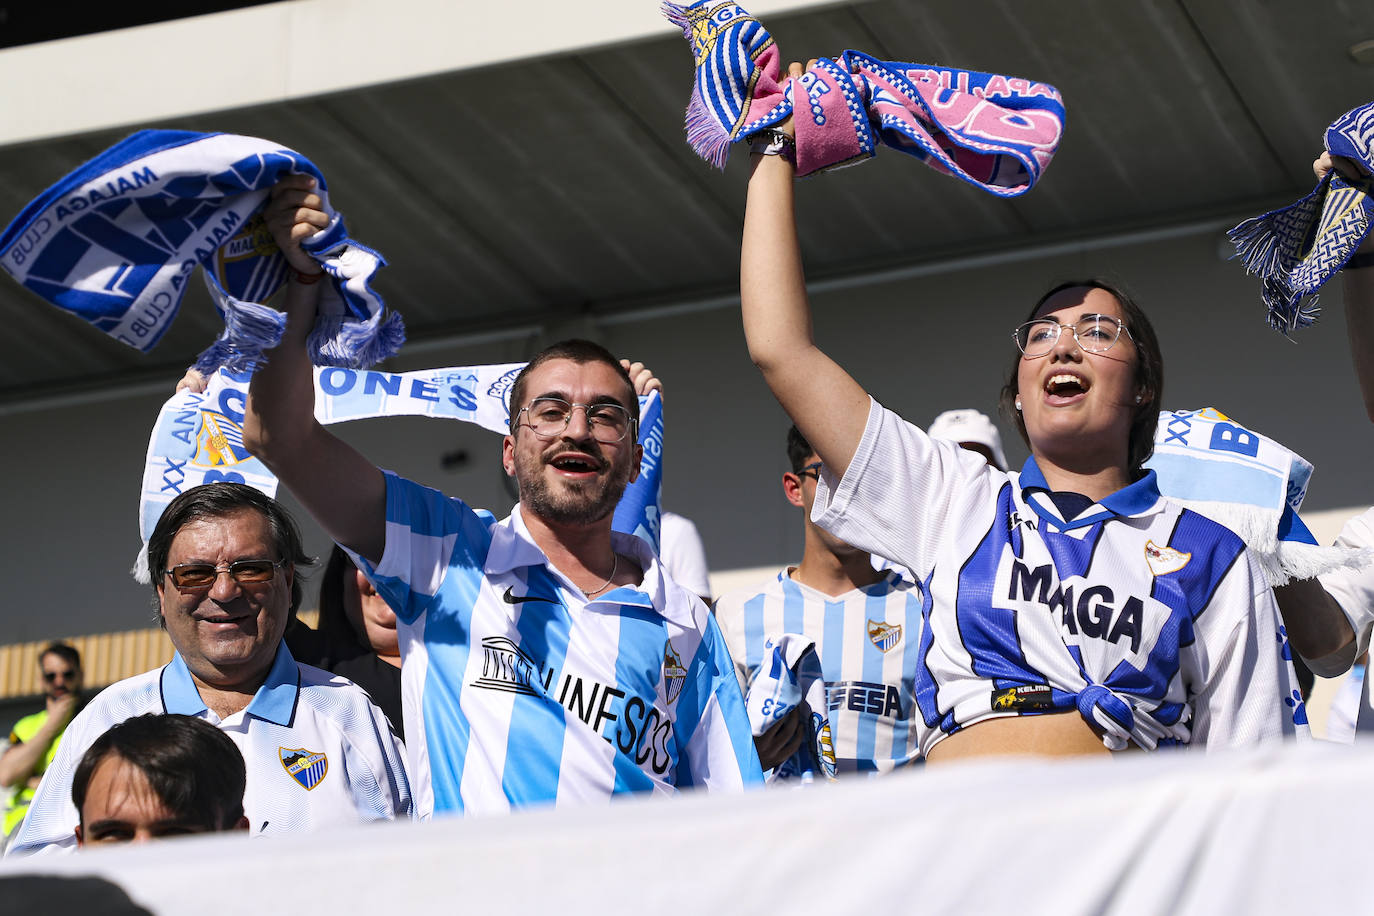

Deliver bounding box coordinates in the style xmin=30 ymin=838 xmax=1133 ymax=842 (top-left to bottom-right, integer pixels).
xmin=315 ymin=545 xmax=368 ymax=656
xmin=72 ymin=714 xmax=246 ymax=832
xmin=998 ymin=279 xmax=1164 ymax=472
xmin=37 ymin=642 xmax=81 ymax=672
xmin=147 ymin=483 xmax=314 ymax=617
xmin=508 ymin=339 xmax=640 ymax=430
xmin=786 ymin=425 xmax=815 ymax=474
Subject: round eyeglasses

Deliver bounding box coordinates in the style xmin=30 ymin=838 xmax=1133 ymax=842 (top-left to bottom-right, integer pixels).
xmin=1013 ymin=314 xmax=1133 ymax=358
xmin=513 ymin=397 xmax=635 ymax=443
xmin=164 ymin=558 xmax=286 ymax=591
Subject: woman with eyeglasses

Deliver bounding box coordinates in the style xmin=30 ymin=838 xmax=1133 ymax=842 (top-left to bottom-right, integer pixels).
xmin=737 ymin=62 xmax=1302 ymax=763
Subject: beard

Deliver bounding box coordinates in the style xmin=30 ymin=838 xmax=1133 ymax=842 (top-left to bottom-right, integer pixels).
xmin=515 ymin=440 xmax=634 ymax=527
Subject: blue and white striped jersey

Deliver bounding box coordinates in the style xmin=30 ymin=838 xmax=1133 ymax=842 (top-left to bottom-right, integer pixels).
xmin=350 ymin=472 xmax=762 ymax=818
xmin=8 ymin=646 xmax=411 ymax=855
xmin=812 ymin=399 xmax=1306 ymax=756
xmin=714 ymin=570 xmax=923 ymax=773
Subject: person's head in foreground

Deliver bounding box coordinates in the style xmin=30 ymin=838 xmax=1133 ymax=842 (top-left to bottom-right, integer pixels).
xmin=72 ymin=714 xmax=247 ymax=846
xmin=1000 ymin=279 xmax=1164 ymax=478
xmin=504 ymin=339 xmax=643 ymax=527
xmin=147 ymin=482 xmax=313 ymax=695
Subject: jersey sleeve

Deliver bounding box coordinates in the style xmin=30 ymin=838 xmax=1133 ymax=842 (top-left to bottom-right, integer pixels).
xmin=811 ymin=398 xmax=1003 ymax=579
xmin=1188 ymin=551 xmax=1305 ymax=748
xmin=1317 ymin=506 xmax=1374 ymax=660
xmin=347 ymin=471 xmax=494 ymax=626
xmin=671 ymin=613 xmax=763 ymax=790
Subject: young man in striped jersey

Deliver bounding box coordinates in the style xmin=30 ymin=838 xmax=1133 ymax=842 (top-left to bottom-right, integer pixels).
xmin=243 ymin=176 xmax=762 ymax=816
xmin=715 ymin=426 xmax=924 ymax=774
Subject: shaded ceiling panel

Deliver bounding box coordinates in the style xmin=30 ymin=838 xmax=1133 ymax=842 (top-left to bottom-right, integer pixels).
xmin=0 ymin=0 xmax=1366 ymax=400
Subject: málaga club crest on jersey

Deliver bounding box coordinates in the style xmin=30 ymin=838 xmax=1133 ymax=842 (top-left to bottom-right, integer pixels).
xmin=663 ymin=643 xmax=686 ymax=704
xmin=867 ymin=619 xmax=902 ymax=653
xmin=279 ymin=747 xmax=329 ymax=791
xmin=1144 ymin=540 xmax=1192 ymax=577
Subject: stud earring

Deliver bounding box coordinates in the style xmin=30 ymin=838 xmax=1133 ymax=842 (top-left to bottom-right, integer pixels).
xmin=1135 ymin=394 xmax=1142 ymax=404
xmin=1014 ymin=398 xmax=1022 ymax=411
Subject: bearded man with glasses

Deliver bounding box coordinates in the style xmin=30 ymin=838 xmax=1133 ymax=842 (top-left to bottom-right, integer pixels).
xmin=238 ymin=176 xmax=761 ymax=817
xmin=7 ymin=483 xmax=411 ymax=856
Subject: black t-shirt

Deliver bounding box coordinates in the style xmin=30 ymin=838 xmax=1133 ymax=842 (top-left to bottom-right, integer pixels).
xmin=285 ymin=622 xmax=404 ymax=743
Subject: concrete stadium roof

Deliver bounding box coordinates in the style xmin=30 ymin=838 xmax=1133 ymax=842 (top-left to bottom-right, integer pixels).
xmin=0 ymin=0 xmax=1371 ymax=409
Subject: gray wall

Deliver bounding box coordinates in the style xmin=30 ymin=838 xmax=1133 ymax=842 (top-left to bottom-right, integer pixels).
xmin=3 ymin=227 xmax=1371 ymax=643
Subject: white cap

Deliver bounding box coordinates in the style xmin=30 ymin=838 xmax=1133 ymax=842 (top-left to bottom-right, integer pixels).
xmin=928 ymin=409 xmax=1008 ymax=471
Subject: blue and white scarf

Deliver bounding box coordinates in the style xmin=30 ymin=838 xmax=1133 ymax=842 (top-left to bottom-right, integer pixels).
xmin=663 ymin=0 xmax=1065 ymax=190
xmin=135 ymin=366 xmax=664 ymax=580
xmin=1144 ymin=407 xmax=1368 ymax=586
xmin=745 ymin=634 xmax=837 ymax=785
xmin=0 ymin=130 xmax=404 ymax=373
xmin=1229 ymin=102 xmax=1374 ymax=334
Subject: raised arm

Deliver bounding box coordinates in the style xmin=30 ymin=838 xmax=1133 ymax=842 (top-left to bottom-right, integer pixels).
xmin=740 ymin=62 xmax=870 ymax=478
xmin=0 ymin=695 xmax=74 ymax=788
xmin=241 ymin=176 xmax=387 ymax=563
xmin=1267 ymin=154 xmax=1374 ymax=674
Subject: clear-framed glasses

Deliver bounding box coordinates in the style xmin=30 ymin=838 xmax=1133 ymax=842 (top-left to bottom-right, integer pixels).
xmin=164 ymin=558 xmax=286 ymax=591
xmin=1013 ymin=314 xmax=1133 ymax=358
xmin=796 ymin=461 xmax=823 ymax=481
xmin=514 ymin=397 xmax=635 ymax=443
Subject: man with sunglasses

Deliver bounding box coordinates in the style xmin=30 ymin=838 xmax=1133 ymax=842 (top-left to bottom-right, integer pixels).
xmin=0 ymin=643 xmax=84 ymax=842
xmin=237 ymin=175 xmax=761 ymax=816
xmin=7 ymin=483 xmax=411 ymax=856
xmin=715 ymin=426 xmax=923 ymax=775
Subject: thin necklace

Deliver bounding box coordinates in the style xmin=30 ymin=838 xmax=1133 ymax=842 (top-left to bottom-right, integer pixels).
xmin=584 ymin=554 xmax=619 ymax=597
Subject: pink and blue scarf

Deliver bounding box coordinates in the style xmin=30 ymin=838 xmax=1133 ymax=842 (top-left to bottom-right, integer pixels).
xmin=662 ymin=0 xmax=1065 ymax=192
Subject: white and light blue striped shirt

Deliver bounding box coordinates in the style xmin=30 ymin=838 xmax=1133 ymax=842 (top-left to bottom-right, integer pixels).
xmin=812 ymin=399 xmax=1306 ymax=756
xmin=8 ymin=646 xmax=411 ymax=855
xmin=715 ymin=570 xmax=924 ymax=773
xmin=351 ymin=472 xmax=762 ymax=818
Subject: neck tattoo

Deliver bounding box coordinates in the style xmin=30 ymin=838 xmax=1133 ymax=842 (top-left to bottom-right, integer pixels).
xmin=584 ymin=553 xmax=619 ymax=597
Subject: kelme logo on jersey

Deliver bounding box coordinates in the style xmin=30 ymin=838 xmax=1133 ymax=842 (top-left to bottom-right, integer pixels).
xmin=1144 ymin=541 xmax=1191 ymax=577
xmin=193 ymin=410 xmax=251 ymax=467
xmin=991 ymin=684 xmax=1055 ymax=712
xmin=867 ymin=619 xmax=902 ymax=653
xmin=279 ymin=747 xmax=329 ymax=790
xmin=663 ymin=643 xmax=686 ymax=704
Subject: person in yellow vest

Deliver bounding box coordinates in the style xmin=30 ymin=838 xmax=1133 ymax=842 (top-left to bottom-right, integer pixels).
xmin=0 ymin=643 xmax=83 ymax=839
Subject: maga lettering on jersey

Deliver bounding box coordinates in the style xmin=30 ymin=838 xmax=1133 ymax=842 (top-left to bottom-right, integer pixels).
xmin=1003 ymin=559 xmax=1149 ymax=655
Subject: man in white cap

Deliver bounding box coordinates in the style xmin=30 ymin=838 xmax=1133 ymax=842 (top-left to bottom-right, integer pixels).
xmin=927 ymin=409 xmax=1008 ymax=471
